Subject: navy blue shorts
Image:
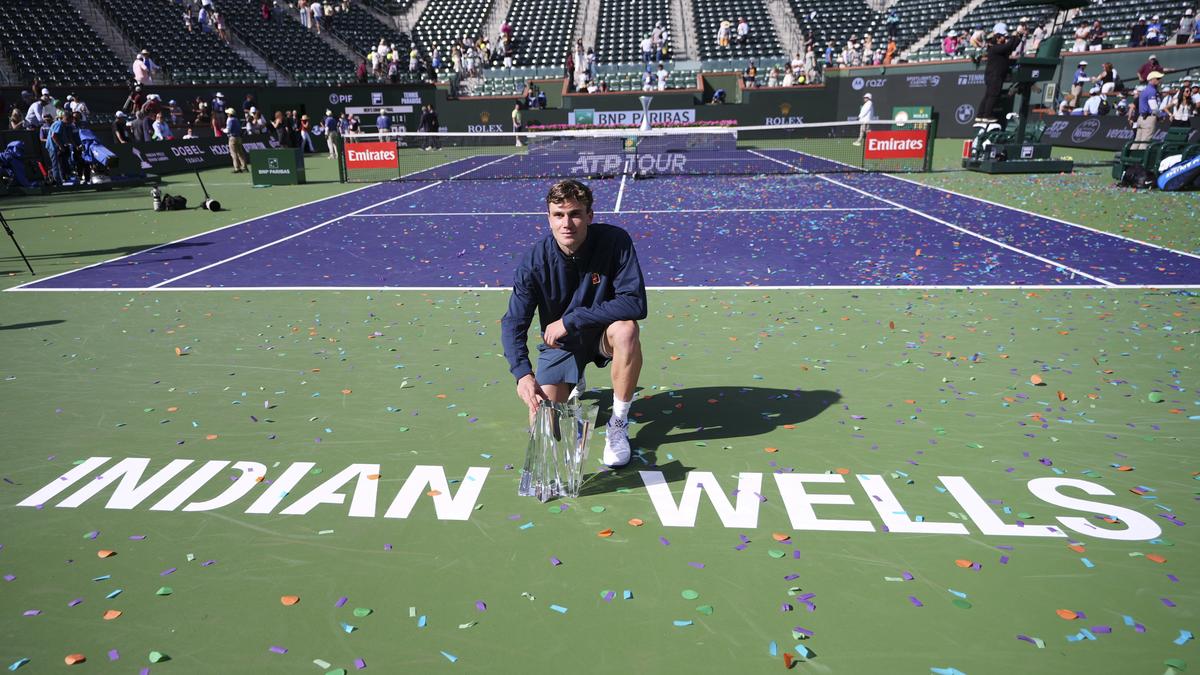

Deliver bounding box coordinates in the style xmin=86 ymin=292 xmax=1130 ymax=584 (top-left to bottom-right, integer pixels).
xmin=535 ymin=330 xmax=612 ymax=386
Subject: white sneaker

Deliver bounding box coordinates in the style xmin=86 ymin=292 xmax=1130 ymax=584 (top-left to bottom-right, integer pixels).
xmin=851 ymin=141 xmax=862 ymax=146
xmin=602 ymin=417 xmax=631 ymax=467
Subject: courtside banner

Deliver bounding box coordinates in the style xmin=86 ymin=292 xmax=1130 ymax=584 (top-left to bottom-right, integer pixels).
xmin=864 ymin=130 xmax=928 ymax=159
xmin=345 ymin=142 xmax=399 ymax=169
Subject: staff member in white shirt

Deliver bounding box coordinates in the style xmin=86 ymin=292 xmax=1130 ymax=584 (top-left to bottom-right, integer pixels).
xmin=852 ymin=93 xmax=874 ymax=146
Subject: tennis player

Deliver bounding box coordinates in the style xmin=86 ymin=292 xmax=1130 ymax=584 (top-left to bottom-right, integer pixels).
xmin=501 ymin=179 xmax=647 ymax=467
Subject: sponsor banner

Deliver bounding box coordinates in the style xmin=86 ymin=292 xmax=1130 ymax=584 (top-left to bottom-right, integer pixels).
xmin=1036 ymin=115 xmax=1196 ymax=150
xmin=345 ymin=141 xmax=399 ymax=169
xmin=566 ymin=108 xmax=695 ymax=126
xmin=892 ymin=106 xmax=932 ymax=129
xmin=864 ymin=130 xmax=928 ymax=159
xmin=127 ymin=134 xmax=280 ymax=175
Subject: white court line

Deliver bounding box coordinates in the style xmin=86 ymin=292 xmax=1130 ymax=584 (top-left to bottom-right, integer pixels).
xmin=12 ymin=284 xmax=1198 ymax=293
xmin=146 ymin=181 xmax=444 ymax=288
xmin=450 ymin=153 xmax=516 ymax=179
xmin=350 ymin=207 xmax=903 ymax=217
xmin=615 ymin=173 xmax=627 ymax=213
xmin=748 ymin=150 xmax=1115 ymax=287
xmin=3 ymin=180 xmax=384 ymax=292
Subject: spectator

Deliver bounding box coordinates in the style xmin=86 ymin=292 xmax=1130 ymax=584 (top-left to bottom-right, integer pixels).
xmin=111 ymin=111 xmax=129 ymax=143
xmin=657 ymin=63 xmax=668 ymax=91
xmin=1081 ymin=86 xmax=1104 ymax=115
xmin=38 ymin=114 xmax=54 ymax=145
xmin=182 ymin=127 xmax=198 ymax=139
xmin=736 ymin=17 xmax=750 ymax=45
xmin=184 ymin=4 xmax=194 ymax=32
xmin=215 ymin=12 xmax=229 ymax=42
xmin=1145 ymin=15 xmax=1164 ymax=45
xmin=767 ymin=66 xmax=779 ymax=87
xmin=1177 ymin=9 xmax=1195 ymax=45
xmin=25 ymin=89 xmax=57 ymax=128
xmin=1093 ymin=62 xmax=1119 ymax=94
xmin=942 ymin=31 xmax=959 ymax=57
xmin=271 ymin=111 xmax=290 ymax=146
xmin=741 ymin=60 xmax=756 ymax=88
xmin=1164 ymin=84 xmax=1194 ymax=127
xmin=642 ymin=67 xmax=653 ymax=91
xmin=194 ymin=101 xmax=211 ymax=131
xmin=717 ymin=19 xmax=732 ymax=48
xmin=298 ymin=0 xmax=310 ymax=30
xmin=1028 ymin=23 xmax=1044 ymax=54
xmin=1129 ymin=16 xmax=1147 ymax=47
xmin=884 ymin=38 xmax=897 ymax=64
xmin=1138 ymin=54 xmax=1164 ymax=84
xmin=862 ymin=33 xmax=873 ymax=57
xmin=311 ymin=1 xmax=323 ymax=34
xmin=65 ymin=94 xmax=89 ymax=122
xmin=248 ymin=108 xmax=267 ymax=134
xmin=886 ymin=8 xmax=900 ymax=39
xmin=852 ymin=93 xmax=873 ymax=146
xmin=151 ymin=112 xmax=174 ymax=141
xmin=198 ymin=3 xmax=210 ymax=32
xmin=376 ymin=111 xmax=390 ymax=133
xmin=409 ymin=46 xmax=419 ymax=73
xmin=1072 ymin=21 xmax=1090 ymax=52
xmin=132 ymin=54 xmax=151 ymax=85
xmin=1088 ymin=21 xmax=1105 ymax=51
xmin=1071 ymin=61 xmax=1088 ymax=103
xmin=710 ymin=88 xmax=726 ymax=104
xmin=260 ymin=0 xmax=270 ymax=21
xmin=211 ymin=99 xmax=227 ymax=138
xmin=324 ymin=108 xmax=340 ymax=159
xmin=511 ymin=102 xmax=522 ymax=147
xmin=782 ymin=65 xmax=795 ymax=87
xmin=299 ymin=114 xmax=315 ymax=153
xmin=640 ymin=34 xmax=654 ymax=63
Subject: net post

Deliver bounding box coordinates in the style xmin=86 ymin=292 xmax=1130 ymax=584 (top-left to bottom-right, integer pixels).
xmin=924 ymin=111 xmax=939 ymax=173
xmin=337 ymin=134 xmax=346 ymax=183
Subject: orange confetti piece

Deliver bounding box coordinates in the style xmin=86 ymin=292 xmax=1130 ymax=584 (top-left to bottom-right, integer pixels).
xmin=1067 ymin=544 xmax=1086 ymax=553
xmin=771 ymin=533 xmax=791 ymax=542
xmin=783 ymin=653 xmax=794 ymax=668
xmin=205 ymin=434 xmax=218 ymax=440
xmin=311 ymin=368 xmax=320 ymax=372
xmin=904 ymin=399 xmax=916 ymax=404
xmin=914 ymin=248 xmax=922 ymax=256
xmin=834 ymin=468 xmax=850 ymax=475
xmin=436 ymin=394 xmax=447 ymax=399
xmin=1169 ymin=408 xmax=1185 ymax=414
xmin=1056 ymin=609 xmax=1078 ymax=620
xmin=954 ymin=559 xmax=973 ymax=568
xmin=627 ymin=518 xmax=644 ymax=527
xmin=280 ymin=595 xmax=300 ymax=606
xmin=669 ymin=355 xmax=681 ymax=360
xmin=888 ymin=321 xmax=895 ymax=330
xmin=707 ymin=399 xmax=719 ymax=404
xmin=426 ymin=490 xmax=442 ymax=497
xmin=1030 ymin=374 xmax=1044 ymax=385
xmin=1056 ymin=390 xmax=1067 ymax=401
xmin=764 ymin=447 xmax=778 ymax=453
xmin=64 ymin=654 xmax=86 ymax=665
xmin=1116 ymin=466 xmax=1133 ymax=472
xmin=166 ymin=406 xmax=178 ymax=413
xmin=103 ymin=609 xmax=122 ymax=620
xmin=341 ymin=389 xmax=352 ymax=395
xmin=782 ymin=424 xmax=796 ymax=429
xmin=1145 ymin=554 xmax=1166 ymax=564
xmin=97 ymin=550 xmax=115 ymax=558
xmin=367 ymin=474 xmax=381 ymax=480
xmin=1086 ymin=393 xmax=1099 ymax=399
xmin=173 ymin=347 xmax=182 ymax=356
xmin=597 ymin=528 xmax=614 ymax=538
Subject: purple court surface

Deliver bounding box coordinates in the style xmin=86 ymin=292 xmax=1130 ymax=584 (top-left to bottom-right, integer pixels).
xmin=13 ymin=150 xmax=1200 ymax=291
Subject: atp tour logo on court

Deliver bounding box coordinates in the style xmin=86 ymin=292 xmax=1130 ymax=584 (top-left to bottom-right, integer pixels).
xmin=570 ymin=153 xmax=687 ymax=175
xmin=345 ymin=142 xmax=398 ymax=169
xmin=14 ymin=457 xmax=1164 ymax=542
xmin=863 ymin=130 xmax=928 ymax=159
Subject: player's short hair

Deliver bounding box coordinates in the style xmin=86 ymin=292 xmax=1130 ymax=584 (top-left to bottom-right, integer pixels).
xmin=545 ymin=179 xmax=593 ymax=212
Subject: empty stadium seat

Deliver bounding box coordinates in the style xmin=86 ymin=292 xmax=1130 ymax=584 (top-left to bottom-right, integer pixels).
xmin=596 ymin=0 xmax=672 ymax=64
xmin=220 ymin=1 xmax=356 ymax=84
xmin=412 ymin=0 xmax=492 ymax=66
xmin=326 ymin=3 xmax=412 ymax=59
xmin=0 ymin=0 xmax=128 ymax=86
xmin=502 ymin=0 xmax=578 ymax=67
xmin=694 ymin=0 xmax=784 ymax=61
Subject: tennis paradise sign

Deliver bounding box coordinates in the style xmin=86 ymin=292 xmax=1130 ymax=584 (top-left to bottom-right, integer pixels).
xmin=14 ymin=457 xmax=1163 ymax=541
xmin=863 ymin=130 xmax=929 ymax=159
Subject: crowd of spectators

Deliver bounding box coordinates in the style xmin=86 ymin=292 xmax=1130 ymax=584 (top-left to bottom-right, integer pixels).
xmin=1055 ymin=53 xmax=1198 ymax=128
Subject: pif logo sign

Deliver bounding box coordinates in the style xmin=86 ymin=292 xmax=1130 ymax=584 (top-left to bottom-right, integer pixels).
xmin=345 ymin=142 xmax=398 ymax=169
xmin=863 ymin=130 xmax=928 ymax=159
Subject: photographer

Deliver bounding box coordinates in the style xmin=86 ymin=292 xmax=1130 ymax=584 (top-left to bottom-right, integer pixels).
xmin=976 ymin=22 xmax=1027 ymax=123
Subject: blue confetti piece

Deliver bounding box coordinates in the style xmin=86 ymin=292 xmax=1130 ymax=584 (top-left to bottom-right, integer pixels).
xmin=418 ymin=615 xmax=427 ymax=628
xmin=8 ymin=658 xmax=30 ymax=671
xmin=1175 ymin=630 xmax=1194 ymax=645
xmin=930 ymin=668 xmax=966 ymax=675
xmin=105 ymin=589 xmax=123 ymax=599
xmin=623 ymin=590 xmax=632 ymax=600
xmin=673 ymin=620 xmax=693 ymax=627
xmin=441 ymin=651 xmax=458 ymax=663
xmin=769 ymin=641 xmax=777 ymax=656
xmin=519 ymin=522 xmax=534 ymax=530
xmin=1081 ymin=558 xmax=1094 ymax=568
xmin=1080 ymin=628 xmax=1097 ymax=641
xmin=550 ymin=604 xmax=568 ymax=614
xmin=948 ymin=589 xmax=967 ymax=598
xmin=1122 ymin=615 xmax=1136 ymax=626
xmin=795 ymin=644 xmax=811 ymax=658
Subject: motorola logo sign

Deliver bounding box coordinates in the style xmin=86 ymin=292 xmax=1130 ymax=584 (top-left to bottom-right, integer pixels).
xmin=955 ymin=104 xmax=975 ymax=124
xmin=1071 ymin=119 xmax=1102 ymax=143
xmin=851 ymin=77 xmax=887 ymax=90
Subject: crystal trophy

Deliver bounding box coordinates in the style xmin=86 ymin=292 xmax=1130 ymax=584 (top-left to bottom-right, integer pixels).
xmin=519 ymin=399 xmax=598 ymax=501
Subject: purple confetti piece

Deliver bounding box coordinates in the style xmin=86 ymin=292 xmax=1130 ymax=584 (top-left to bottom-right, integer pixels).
xmin=384 ymin=544 xmax=393 ymax=551
xmin=354 ymin=657 xmax=366 ymax=669
xmin=1016 ymin=634 xmax=1036 ymax=645
xmin=999 ymin=555 xmax=1010 ymax=565
xmin=201 ymin=560 xmax=216 ymax=567
xmin=336 ymin=596 xmax=349 ymax=608
xmin=160 ymin=567 xmax=177 ymax=576
xmin=141 ymin=669 xmax=150 ymax=675
xmin=1076 ymin=611 xmax=1087 ymax=620
xmin=902 ymin=571 xmax=914 ymax=581
xmin=269 ymin=646 xmax=288 ymax=654
xmin=108 ymin=649 xmax=120 ymax=661
xmin=1161 ymin=597 xmax=1176 ymax=607
xmin=3 ymin=575 xmax=14 ymax=582
xmin=739 ymin=534 xmax=751 ymax=543
xmin=68 ymin=598 xmax=83 ymax=607
xmin=85 ymin=531 xmax=99 ymax=540
xmin=794 ymin=626 xmax=813 ymax=637
xmin=1091 ymin=626 xmax=1112 ymax=634
xmin=784 ymin=574 xmax=800 ymax=581
xmin=550 ymin=557 xmax=562 ymax=566
xmin=1167 ymin=574 xmax=1179 ymax=583
xmin=603 ymin=591 xmax=615 ymax=602
xmin=475 ymin=600 xmax=487 ymax=612
xmin=23 ymin=609 xmax=40 ymax=616
xmin=781 ymin=603 xmax=793 ymax=612
xmin=1135 ymin=623 xmax=1146 ymax=633
xmin=129 ymin=535 xmax=146 ymax=541
xmin=659 ymin=537 xmax=670 ymax=546
xmin=734 ymin=544 xmax=747 ymax=551
xmin=688 ymin=562 xmax=705 ymax=569
xmin=908 ymin=596 xmax=923 ymax=607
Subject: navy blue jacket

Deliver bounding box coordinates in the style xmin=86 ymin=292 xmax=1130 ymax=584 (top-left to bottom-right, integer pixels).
xmin=502 ymin=222 xmax=647 ymax=381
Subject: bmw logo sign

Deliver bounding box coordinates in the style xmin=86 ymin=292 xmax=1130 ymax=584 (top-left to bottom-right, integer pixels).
xmin=955 ymin=103 xmax=976 ymax=124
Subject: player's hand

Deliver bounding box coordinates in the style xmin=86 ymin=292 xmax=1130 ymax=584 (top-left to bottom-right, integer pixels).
xmin=516 ymin=374 xmax=546 ymax=417
xmin=542 ymin=319 xmax=568 ymax=348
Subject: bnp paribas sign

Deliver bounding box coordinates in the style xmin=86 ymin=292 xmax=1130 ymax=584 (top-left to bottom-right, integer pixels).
xmin=17 ymin=457 xmax=1162 ymax=542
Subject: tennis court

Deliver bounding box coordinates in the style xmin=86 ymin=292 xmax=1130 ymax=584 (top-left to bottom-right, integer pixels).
xmin=1 ymin=139 xmax=1198 ymax=675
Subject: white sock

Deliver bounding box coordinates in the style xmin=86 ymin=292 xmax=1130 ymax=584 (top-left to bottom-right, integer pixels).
xmin=611 ymin=397 xmax=632 ymax=423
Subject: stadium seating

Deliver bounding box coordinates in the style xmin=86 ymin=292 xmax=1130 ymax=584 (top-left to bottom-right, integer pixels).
xmin=888 ymin=0 xmax=971 ymax=50
xmin=788 ymin=0 xmax=882 ymax=51
xmin=694 ymin=0 xmax=784 ymax=61
xmin=501 ymin=0 xmax=578 ymax=67
xmin=92 ymin=0 xmax=261 ymax=85
xmin=596 ymin=0 xmax=672 ymax=64
xmin=412 ymin=0 xmax=492 ymax=64
xmin=219 ymin=0 xmax=355 ymax=86
xmin=0 ymin=0 xmax=128 ymax=86
xmin=326 ymin=3 xmax=414 ymax=63
xmin=362 ymin=0 xmax=418 ymax=15
xmin=910 ymin=0 xmax=1058 ymax=61
xmin=1056 ymin=1 xmax=1193 ymax=50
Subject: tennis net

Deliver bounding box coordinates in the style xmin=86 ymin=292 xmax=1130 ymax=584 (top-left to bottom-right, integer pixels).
xmin=338 ymin=119 xmax=936 ymax=182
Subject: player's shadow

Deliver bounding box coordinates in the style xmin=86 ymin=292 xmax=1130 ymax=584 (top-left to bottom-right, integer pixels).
xmin=578 ymin=386 xmax=840 ymax=496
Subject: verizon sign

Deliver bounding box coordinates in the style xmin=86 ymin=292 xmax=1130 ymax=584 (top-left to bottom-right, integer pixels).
xmin=864 ymin=130 xmax=928 ymax=159
xmin=345 ymin=142 xmax=398 ymax=169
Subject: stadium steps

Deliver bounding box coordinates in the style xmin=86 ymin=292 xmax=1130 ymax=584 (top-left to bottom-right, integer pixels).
xmin=765 ymin=0 xmax=806 ymax=57
xmin=397 ymin=0 xmax=434 ymax=33
xmin=68 ymin=0 xmax=145 ymax=81
xmin=673 ymin=0 xmax=698 ymax=60
xmin=227 ymin=34 xmax=294 ymax=87
xmin=576 ymin=0 xmax=600 ymax=48
xmin=480 ymin=0 xmax=515 ymax=47
xmin=903 ymin=0 xmax=986 ymax=59
xmin=0 ymin=52 xmax=20 ymax=86
xmin=279 ymin=4 xmax=364 ymax=65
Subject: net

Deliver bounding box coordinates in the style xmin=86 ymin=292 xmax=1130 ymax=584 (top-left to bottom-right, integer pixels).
xmin=338 ymin=119 xmax=936 ymax=182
